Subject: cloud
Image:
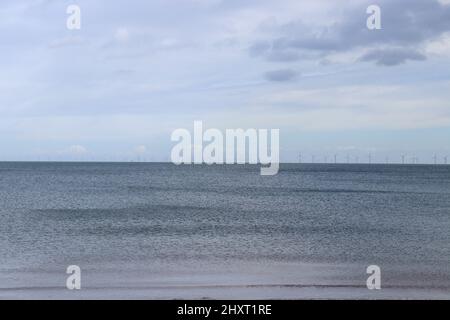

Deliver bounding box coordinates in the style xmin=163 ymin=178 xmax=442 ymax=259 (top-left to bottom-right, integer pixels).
xmin=249 ymin=0 xmax=450 ymax=66
xmin=1 ymin=0 xmax=450 ymax=161
xmin=264 ymin=69 xmax=298 ymax=82
xmin=359 ymin=48 xmax=427 ymax=66
xmin=248 ymin=83 xmax=450 ymax=130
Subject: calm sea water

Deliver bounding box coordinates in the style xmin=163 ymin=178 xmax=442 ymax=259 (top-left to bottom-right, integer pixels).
xmin=0 ymin=162 xmax=449 ymax=299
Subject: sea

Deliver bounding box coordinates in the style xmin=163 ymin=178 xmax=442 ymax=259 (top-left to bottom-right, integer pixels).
xmin=0 ymin=162 xmax=449 ymax=299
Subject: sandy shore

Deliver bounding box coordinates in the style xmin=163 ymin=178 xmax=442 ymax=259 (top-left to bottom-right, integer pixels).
xmin=1 ymin=261 xmax=449 ymax=299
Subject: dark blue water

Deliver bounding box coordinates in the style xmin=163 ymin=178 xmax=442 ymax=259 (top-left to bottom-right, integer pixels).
xmin=0 ymin=162 xmax=449 ymax=298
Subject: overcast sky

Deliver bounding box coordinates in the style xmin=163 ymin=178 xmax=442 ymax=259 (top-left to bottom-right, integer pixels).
xmin=1 ymin=0 xmax=450 ymax=163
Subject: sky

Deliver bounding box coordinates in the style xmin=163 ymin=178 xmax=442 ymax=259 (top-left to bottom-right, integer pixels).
xmin=0 ymin=0 xmax=450 ymax=163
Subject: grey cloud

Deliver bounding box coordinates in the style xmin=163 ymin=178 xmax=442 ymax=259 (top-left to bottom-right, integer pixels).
xmin=250 ymin=0 xmax=450 ymax=65
xmin=264 ymin=69 xmax=298 ymax=82
xmin=360 ymin=49 xmax=427 ymax=66
xmin=249 ymin=41 xmax=271 ymax=57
